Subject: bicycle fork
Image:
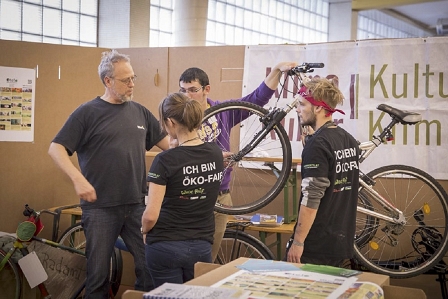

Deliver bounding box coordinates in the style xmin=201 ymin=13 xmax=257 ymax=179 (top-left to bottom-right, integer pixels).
xmin=232 ymin=109 xmax=289 ymax=162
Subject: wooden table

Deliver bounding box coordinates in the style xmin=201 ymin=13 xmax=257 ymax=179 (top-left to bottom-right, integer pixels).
xmin=245 ymin=221 xmax=295 ymax=260
xmin=228 ymin=216 xmax=295 ymax=260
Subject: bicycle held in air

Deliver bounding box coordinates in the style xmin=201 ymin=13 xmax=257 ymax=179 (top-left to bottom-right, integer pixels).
xmin=0 ymin=204 xmax=122 ymax=299
xmin=201 ymin=62 xmax=448 ymax=278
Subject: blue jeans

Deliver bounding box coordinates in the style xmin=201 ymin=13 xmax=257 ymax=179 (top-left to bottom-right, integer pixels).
xmin=145 ymin=239 xmax=212 ymax=288
xmin=82 ymin=203 xmax=152 ymax=299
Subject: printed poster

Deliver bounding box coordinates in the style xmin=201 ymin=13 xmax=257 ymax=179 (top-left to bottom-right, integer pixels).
xmin=0 ymin=66 xmax=36 ymax=142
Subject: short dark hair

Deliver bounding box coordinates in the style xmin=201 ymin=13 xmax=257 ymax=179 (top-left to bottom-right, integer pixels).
xmin=179 ymin=67 xmax=210 ymax=87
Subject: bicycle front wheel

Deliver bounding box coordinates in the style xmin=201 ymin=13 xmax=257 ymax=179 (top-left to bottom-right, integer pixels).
xmin=58 ymin=224 xmax=123 ymax=295
xmin=354 ymin=165 xmax=448 ymax=278
xmin=216 ymin=229 xmax=275 ymax=264
xmin=202 ymin=101 xmax=292 ymax=215
xmin=0 ymin=249 xmax=21 ymax=299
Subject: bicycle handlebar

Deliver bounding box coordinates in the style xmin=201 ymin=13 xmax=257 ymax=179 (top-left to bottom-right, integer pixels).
xmin=23 ymin=204 xmax=58 ymax=217
xmin=305 ymin=62 xmax=325 ymax=69
xmin=288 ymin=62 xmax=325 ymax=75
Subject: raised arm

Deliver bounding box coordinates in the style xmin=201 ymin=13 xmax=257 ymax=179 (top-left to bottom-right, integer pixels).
xmin=48 ymin=142 xmax=97 ymax=202
xmin=264 ymin=61 xmax=298 ymax=90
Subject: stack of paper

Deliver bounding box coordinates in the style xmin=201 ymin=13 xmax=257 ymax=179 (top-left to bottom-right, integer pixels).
xmin=250 ymin=214 xmax=284 ymax=226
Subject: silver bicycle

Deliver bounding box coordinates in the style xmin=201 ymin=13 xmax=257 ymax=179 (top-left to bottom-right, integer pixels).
xmin=202 ymin=63 xmax=448 ymax=278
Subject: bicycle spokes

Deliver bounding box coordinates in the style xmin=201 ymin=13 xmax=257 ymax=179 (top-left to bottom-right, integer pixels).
xmin=354 ymin=165 xmax=448 ymax=278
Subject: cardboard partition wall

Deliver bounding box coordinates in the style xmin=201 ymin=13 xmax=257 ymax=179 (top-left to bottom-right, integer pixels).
xmin=0 ymin=41 xmax=254 ymax=237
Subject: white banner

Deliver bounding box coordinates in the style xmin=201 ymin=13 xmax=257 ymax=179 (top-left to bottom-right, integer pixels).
xmin=242 ymin=38 xmax=448 ymax=179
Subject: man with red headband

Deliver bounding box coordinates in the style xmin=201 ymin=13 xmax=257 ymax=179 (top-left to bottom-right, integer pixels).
xmin=285 ymin=77 xmax=360 ymax=267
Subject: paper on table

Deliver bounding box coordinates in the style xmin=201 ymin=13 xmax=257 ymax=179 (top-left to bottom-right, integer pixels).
xmin=143 ymin=282 xmax=250 ymax=299
xmin=237 ymin=259 xmax=301 ymax=272
xmin=212 ymin=269 xmax=358 ymax=299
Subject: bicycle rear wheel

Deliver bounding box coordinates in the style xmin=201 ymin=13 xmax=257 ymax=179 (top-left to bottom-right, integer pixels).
xmin=202 ymin=101 xmax=292 ymax=215
xmin=58 ymin=224 xmax=123 ymax=295
xmin=354 ymin=165 xmax=448 ymax=278
xmin=216 ymin=229 xmax=275 ymax=264
xmin=0 ymin=249 xmax=21 ymax=299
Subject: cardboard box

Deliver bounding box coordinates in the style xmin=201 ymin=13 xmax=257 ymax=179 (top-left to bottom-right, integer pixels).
xmin=122 ymin=258 xmax=427 ymax=299
xmin=383 ymin=285 xmax=426 ymax=299
xmin=187 ymin=258 xmax=391 ymax=287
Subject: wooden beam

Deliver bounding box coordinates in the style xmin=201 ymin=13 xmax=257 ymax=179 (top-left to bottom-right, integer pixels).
xmin=381 ymin=8 xmax=436 ymax=34
xmin=352 ymin=0 xmax=441 ymax=11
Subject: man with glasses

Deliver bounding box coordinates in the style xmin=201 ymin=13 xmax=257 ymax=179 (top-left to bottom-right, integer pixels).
xmin=48 ymin=49 xmax=170 ymax=298
xmin=178 ymin=61 xmax=298 ymax=261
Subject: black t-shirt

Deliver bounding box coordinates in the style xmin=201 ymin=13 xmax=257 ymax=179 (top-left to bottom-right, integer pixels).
xmin=52 ymin=97 xmax=166 ymax=209
xmin=146 ymin=142 xmax=224 ymax=245
xmin=293 ymin=126 xmax=360 ymax=259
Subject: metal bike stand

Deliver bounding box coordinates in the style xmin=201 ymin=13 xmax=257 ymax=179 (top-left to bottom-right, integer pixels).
xmin=433 ymin=261 xmax=448 ymax=299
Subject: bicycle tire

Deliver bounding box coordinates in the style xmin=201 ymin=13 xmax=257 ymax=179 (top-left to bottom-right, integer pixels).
xmin=354 ymin=165 xmax=448 ymax=278
xmin=216 ymin=229 xmax=275 ymax=264
xmin=202 ymin=101 xmax=292 ymax=215
xmin=0 ymin=249 xmax=21 ymax=299
xmin=58 ymin=224 xmax=123 ymax=295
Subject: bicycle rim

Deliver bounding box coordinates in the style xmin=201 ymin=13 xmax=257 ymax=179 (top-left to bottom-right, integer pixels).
xmin=0 ymin=250 xmax=21 ymax=299
xmin=202 ymin=101 xmax=292 ymax=215
xmin=354 ymin=165 xmax=448 ymax=278
xmin=216 ymin=230 xmax=275 ymax=264
xmin=59 ymin=224 xmax=122 ymax=296
xmin=59 ymin=224 xmax=86 ymax=250
xmin=110 ymin=247 xmax=123 ymax=295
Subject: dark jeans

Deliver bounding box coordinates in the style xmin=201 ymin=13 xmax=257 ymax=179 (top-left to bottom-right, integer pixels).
xmin=145 ymin=239 xmax=212 ymax=288
xmin=82 ymin=204 xmax=152 ymax=299
xmin=284 ymin=238 xmax=344 ymax=267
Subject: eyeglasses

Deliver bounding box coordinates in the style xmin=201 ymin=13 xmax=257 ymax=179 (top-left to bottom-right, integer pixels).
xmin=113 ymin=75 xmax=137 ymax=85
xmin=179 ymin=86 xmax=203 ymax=94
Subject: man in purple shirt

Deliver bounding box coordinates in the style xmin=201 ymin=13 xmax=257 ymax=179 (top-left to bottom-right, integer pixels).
xmin=178 ymin=61 xmax=298 ymax=260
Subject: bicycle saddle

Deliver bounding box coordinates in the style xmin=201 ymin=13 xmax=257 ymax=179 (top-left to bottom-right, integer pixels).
xmin=377 ymin=104 xmax=422 ymax=125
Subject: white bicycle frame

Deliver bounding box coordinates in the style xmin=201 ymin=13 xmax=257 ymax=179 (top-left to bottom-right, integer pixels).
xmin=357 ymin=138 xmax=406 ymax=225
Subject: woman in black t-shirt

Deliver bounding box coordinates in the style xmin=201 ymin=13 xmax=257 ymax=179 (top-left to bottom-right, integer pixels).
xmin=141 ymin=93 xmax=224 ymax=288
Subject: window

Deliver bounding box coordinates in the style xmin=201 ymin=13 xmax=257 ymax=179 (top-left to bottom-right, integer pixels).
xmin=150 ymin=0 xmax=173 ymax=47
xmin=149 ymin=0 xmax=329 ymax=47
xmin=206 ymin=0 xmax=329 ymax=46
xmin=0 ymin=0 xmax=98 ymax=47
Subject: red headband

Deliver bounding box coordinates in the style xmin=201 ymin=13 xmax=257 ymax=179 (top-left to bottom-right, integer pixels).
xmin=298 ymin=85 xmax=345 ymax=117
